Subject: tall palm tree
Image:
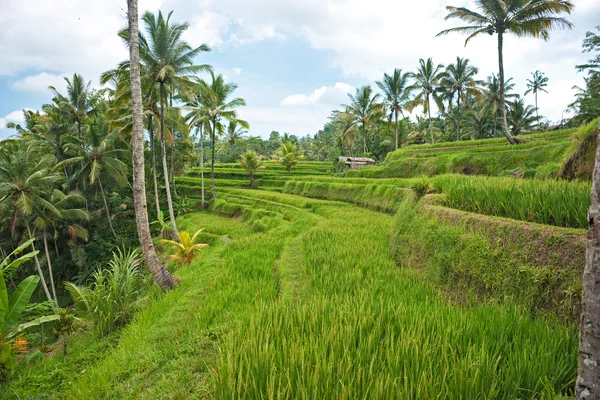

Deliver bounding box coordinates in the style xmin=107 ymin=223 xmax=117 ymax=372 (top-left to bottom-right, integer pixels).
xmin=441 ymin=57 xmax=483 ymax=141
xmin=375 ymin=68 xmax=412 ymax=150
xmin=127 ymin=0 xmax=176 ymax=291
xmin=49 ymin=74 xmax=96 ymax=138
xmin=219 ymin=120 xmax=248 ymax=153
xmin=58 ymin=115 xmax=130 ymax=237
xmin=480 ymin=74 xmax=517 ymax=137
xmin=408 ymin=58 xmax=446 ymax=144
xmin=0 ymin=141 xmax=61 ymax=302
xmin=437 ymin=0 xmax=574 ymax=144
xmin=192 ymin=73 xmax=247 ymax=200
xmin=330 ymin=111 xmax=359 ymax=156
xmin=134 ymin=10 xmax=212 ymax=237
xmin=342 ymin=86 xmax=384 ymax=154
xmin=524 ymin=70 xmax=549 ymax=118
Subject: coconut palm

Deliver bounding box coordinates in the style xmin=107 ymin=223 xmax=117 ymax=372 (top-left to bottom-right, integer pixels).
xmin=219 ymin=120 xmax=248 ymax=153
xmin=278 ymin=141 xmax=303 ymax=175
xmin=341 ymin=86 xmax=384 ymax=154
xmin=192 ymin=73 xmax=247 ymax=200
xmin=408 ymin=58 xmax=446 ymax=144
xmin=133 ymin=10 xmax=212 ymax=237
xmin=437 ymin=0 xmax=574 ymax=144
xmin=238 ymin=151 xmax=262 ymax=185
xmin=126 ymin=0 xmax=177 ymax=290
xmin=330 ymin=111 xmax=359 ymax=156
xmin=375 ymin=68 xmax=412 ymax=150
xmin=49 ymin=74 xmax=97 ymax=138
xmin=441 ymin=57 xmax=483 ymax=141
xmin=0 ymin=141 xmax=61 ymax=302
xmin=161 ymin=229 xmax=208 ymax=266
xmin=524 ymin=70 xmax=549 ymax=118
xmin=58 ymin=115 xmax=129 ymax=237
xmin=480 ymin=74 xmax=517 ymax=137
xmin=506 ymin=95 xmax=540 ymax=135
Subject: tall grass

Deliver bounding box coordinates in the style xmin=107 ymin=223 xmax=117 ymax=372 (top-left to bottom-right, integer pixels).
xmin=433 ymin=175 xmax=590 ymax=229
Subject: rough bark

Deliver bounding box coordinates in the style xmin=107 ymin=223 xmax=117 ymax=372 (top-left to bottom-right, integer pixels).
xmin=43 ymin=231 xmax=59 ymax=308
xmin=98 ymin=178 xmax=116 ymax=237
xmin=200 ymin=124 xmax=205 ymax=207
xmin=576 ymin=119 xmax=600 ymax=398
xmin=159 ymin=81 xmax=179 ymax=238
xmin=497 ymin=32 xmax=517 ymax=145
xmin=149 ymin=115 xmax=161 ymax=216
xmin=127 ymin=0 xmax=176 ymax=291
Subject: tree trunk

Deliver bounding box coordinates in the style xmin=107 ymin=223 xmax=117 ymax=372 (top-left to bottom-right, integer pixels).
xmin=199 ymin=125 xmax=205 ymax=207
xmin=98 ymin=178 xmax=117 ymax=237
xmin=577 ymin=119 xmax=600 ymax=398
xmin=394 ymin=108 xmax=399 ymax=150
xmin=456 ymin=93 xmax=461 ymax=142
xmin=497 ymin=32 xmax=517 ymax=145
xmin=127 ymin=0 xmax=176 ymax=291
xmin=43 ymin=230 xmax=59 ymax=309
xmin=427 ymin=95 xmax=434 ymax=144
xmin=211 ymin=119 xmax=216 ymax=201
xmin=149 ymin=115 xmax=161 ymax=216
xmin=26 ymin=224 xmax=52 ymax=303
xmin=535 ymin=91 xmax=539 ymax=120
xmin=159 ymin=81 xmax=179 ymax=239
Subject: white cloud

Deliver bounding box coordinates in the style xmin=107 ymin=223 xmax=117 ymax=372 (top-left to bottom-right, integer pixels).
xmin=0 ymin=109 xmax=35 ymax=140
xmin=11 ymin=72 xmax=67 ymax=94
xmin=281 ymin=82 xmax=353 ymax=106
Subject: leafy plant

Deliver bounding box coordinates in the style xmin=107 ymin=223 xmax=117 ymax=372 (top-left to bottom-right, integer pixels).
xmin=150 ymin=210 xmax=173 ymax=239
xmin=65 ymin=248 xmax=143 ymax=335
xmin=161 ymin=229 xmax=209 ymax=266
xmin=1 ymin=240 xmax=59 ymax=379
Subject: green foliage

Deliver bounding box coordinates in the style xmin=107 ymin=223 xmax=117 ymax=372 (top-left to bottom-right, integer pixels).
xmin=161 ymin=229 xmax=209 ymax=266
xmin=65 ymin=248 xmax=144 ymax=335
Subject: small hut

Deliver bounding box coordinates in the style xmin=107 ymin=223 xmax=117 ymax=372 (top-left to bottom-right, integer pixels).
xmin=338 ymin=156 xmax=376 ymax=170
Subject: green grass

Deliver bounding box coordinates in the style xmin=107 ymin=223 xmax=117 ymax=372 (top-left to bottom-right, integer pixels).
xmin=2 ymin=190 xmax=579 ymax=398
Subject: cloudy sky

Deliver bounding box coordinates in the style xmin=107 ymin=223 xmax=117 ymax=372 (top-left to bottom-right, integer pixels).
xmin=0 ymin=0 xmax=598 ymax=139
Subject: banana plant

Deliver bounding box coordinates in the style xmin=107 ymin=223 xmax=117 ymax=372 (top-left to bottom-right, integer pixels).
xmin=1 ymin=239 xmax=60 ymax=373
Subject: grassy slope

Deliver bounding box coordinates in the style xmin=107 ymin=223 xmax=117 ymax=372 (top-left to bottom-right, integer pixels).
xmin=4 ymin=190 xmax=578 ymax=398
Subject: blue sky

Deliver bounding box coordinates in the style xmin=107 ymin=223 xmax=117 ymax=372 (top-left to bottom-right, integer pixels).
xmin=1 ymin=0 xmax=599 ymax=140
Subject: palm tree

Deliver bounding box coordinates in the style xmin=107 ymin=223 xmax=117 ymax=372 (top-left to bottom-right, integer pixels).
xmin=127 ymin=0 xmax=176 ymax=291
xmin=330 ymin=111 xmax=358 ymax=156
xmin=135 ymin=10 xmax=212 ymax=238
xmin=32 ymin=190 xmax=88 ymax=308
xmin=278 ymin=141 xmax=302 ymax=175
xmin=524 ymin=70 xmax=549 ymax=118
xmin=506 ymin=95 xmax=540 ymax=135
xmin=441 ymin=57 xmax=483 ymax=141
xmin=481 ymin=74 xmax=517 ymax=137
xmin=342 ymin=86 xmax=384 ymax=154
xmin=49 ymin=74 xmax=96 ymax=138
xmin=408 ymin=58 xmax=446 ymax=144
xmin=219 ymin=120 xmax=248 ymax=153
xmin=193 ymin=73 xmax=247 ymax=200
xmin=0 ymin=141 xmax=61 ymax=302
xmin=238 ymin=151 xmax=262 ymax=185
xmin=58 ymin=115 xmax=130 ymax=237
xmin=375 ymin=68 xmax=412 ymax=150
xmin=437 ymin=0 xmax=574 ymax=144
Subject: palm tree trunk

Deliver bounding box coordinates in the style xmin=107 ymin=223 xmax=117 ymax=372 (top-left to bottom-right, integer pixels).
xmin=456 ymin=95 xmax=461 ymax=142
xmin=26 ymin=224 xmax=52 ymax=303
xmin=43 ymin=230 xmax=59 ymax=309
xmin=98 ymin=178 xmax=116 ymax=238
xmin=427 ymin=95 xmax=434 ymax=144
xmin=576 ymin=118 xmax=600 ymax=398
xmin=211 ymin=119 xmax=217 ymax=201
xmin=159 ymin=81 xmax=179 ymax=239
xmin=535 ymin=91 xmax=539 ymax=119
xmin=200 ymin=125 xmax=205 ymax=207
xmin=149 ymin=115 xmax=161 ymax=216
xmin=394 ymin=108 xmax=399 ymax=150
xmin=497 ymin=32 xmax=517 ymax=145
xmin=127 ymin=0 xmax=176 ymax=291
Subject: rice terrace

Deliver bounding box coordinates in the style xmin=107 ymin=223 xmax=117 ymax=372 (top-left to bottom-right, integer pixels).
xmin=1 ymin=0 xmax=600 ymax=398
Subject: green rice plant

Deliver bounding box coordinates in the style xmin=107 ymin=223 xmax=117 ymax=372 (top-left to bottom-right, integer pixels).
xmin=65 ymin=248 xmax=144 ymax=335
